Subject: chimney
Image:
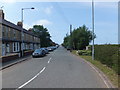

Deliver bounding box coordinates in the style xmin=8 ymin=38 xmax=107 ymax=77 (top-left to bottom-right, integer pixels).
xmin=28 ymin=28 xmax=33 ymax=34
xmin=28 ymin=28 xmax=32 ymax=32
xmin=17 ymin=22 xmax=23 ymax=27
xmin=0 ymin=9 xmax=4 ymax=19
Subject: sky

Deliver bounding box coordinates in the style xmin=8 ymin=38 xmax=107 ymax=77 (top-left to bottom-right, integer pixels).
xmin=0 ymin=0 xmax=118 ymax=44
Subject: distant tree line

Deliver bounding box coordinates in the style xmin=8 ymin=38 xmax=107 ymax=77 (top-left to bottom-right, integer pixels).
xmin=29 ymin=25 xmax=56 ymax=47
xmin=62 ymin=25 xmax=96 ymax=50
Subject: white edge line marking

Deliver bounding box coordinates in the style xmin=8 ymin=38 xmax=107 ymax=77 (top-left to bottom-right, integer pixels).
xmin=48 ymin=58 xmax=52 ymax=63
xmin=17 ymin=67 xmax=46 ymax=89
xmin=85 ymin=61 xmax=110 ymax=88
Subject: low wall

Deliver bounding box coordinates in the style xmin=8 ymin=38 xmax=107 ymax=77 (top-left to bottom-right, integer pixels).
xmin=24 ymin=50 xmax=33 ymax=56
xmin=2 ymin=53 xmax=19 ymax=63
xmin=1 ymin=50 xmax=34 ymax=63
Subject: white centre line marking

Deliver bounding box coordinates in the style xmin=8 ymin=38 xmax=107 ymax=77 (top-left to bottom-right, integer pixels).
xmin=48 ymin=58 xmax=52 ymax=63
xmin=16 ymin=67 xmax=46 ymax=90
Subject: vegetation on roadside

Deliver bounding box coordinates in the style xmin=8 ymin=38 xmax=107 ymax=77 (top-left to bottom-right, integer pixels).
xmin=62 ymin=24 xmax=119 ymax=87
xmin=94 ymin=45 xmax=119 ymax=75
xmin=77 ymin=50 xmax=92 ymax=56
xmin=72 ymin=50 xmax=119 ymax=87
xmin=30 ymin=25 xmax=57 ymax=47
xmin=62 ymin=25 xmax=96 ymax=50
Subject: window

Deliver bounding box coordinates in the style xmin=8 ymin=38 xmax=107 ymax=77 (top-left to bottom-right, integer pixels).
xmin=34 ymin=37 xmax=35 ymax=41
xmin=21 ymin=43 xmax=25 ymax=50
xmin=6 ymin=43 xmax=10 ymax=53
xmin=22 ymin=33 xmax=24 ymax=39
xmin=8 ymin=27 xmax=10 ymax=37
xmin=30 ymin=44 xmax=33 ymax=50
xmin=13 ymin=42 xmax=16 ymax=52
xmin=8 ymin=27 xmax=10 ymax=32
xmin=2 ymin=26 xmax=5 ymax=37
xmin=6 ymin=26 xmax=8 ymax=38
xmin=13 ymin=30 xmax=16 ymax=39
xmin=2 ymin=44 xmax=5 ymax=56
xmin=16 ymin=42 xmax=19 ymax=51
xmin=13 ymin=42 xmax=19 ymax=52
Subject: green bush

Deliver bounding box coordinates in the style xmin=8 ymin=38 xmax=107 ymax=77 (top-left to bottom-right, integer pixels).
xmin=78 ymin=50 xmax=92 ymax=56
xmin=94 ymin=45 xmax=119 ymax=74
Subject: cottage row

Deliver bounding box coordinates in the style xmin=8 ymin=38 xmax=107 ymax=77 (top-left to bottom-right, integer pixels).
xmin=0 ymin=10 xmax=40 ymax=57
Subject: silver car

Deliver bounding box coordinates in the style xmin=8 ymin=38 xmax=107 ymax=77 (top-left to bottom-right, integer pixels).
xmin=32 ymin=49 xmax=45 ymax=57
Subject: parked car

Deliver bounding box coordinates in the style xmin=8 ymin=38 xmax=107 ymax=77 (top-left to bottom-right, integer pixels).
xmin=44 ymin=48 xmax=49 ymax=54
xmin=47 ymin=47 xmax=54 ymax=52
xmin=32 ymin=49 xmax=46 ymax=57
xmin=66 ymin=46 xmax=71 ymax=50
xmin=56 ymin=45 xmax=59 ymax=48
xmin=47 ymin=45 xmax=59 ymax=52
xmin=41 ymin=48 xmax=49 ymax=54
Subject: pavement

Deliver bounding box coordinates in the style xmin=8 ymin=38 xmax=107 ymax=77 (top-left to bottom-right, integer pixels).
xmin=2 ymin=46 xmax=113 ymax=88
xmin=0 ymin=56 xmax=32 ymax=70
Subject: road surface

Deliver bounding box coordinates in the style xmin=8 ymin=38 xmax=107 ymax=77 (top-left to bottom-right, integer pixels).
xmin=2 ymin=46 xmax=107 ymax=88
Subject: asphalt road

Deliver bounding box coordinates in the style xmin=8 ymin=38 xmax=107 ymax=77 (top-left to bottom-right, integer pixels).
xmin=2 ymin=46 xmax=107 ymax=88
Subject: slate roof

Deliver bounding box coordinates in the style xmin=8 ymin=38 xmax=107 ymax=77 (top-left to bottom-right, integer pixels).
xmin=0 ymin=18 xmax=38 ymax=37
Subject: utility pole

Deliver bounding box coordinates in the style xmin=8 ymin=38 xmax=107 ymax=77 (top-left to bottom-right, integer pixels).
xmin=92 ymin=0 xmax=95 ymax=60
xmin=70 ymin=24 xmax=72 ymax=35
xmin=70 ymin=24 xmax=72 ymax=51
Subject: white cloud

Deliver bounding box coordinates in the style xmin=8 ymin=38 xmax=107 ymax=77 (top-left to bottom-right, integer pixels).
xmin=24 ymin=19 xmax=52 ymax=30
xmin=34 ymin=19 xmax=52 ymax=26
xmin=44 ymin=6 xmax=53 ymax=14
xmin=23 ymin=24 xmax=32 ymax=30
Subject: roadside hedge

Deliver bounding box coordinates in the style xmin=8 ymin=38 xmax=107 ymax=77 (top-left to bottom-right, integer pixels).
xmin=94 ymin=45 xmax=119 ymax=75
xmin=78 ymin=50 xmax=92 ymax=56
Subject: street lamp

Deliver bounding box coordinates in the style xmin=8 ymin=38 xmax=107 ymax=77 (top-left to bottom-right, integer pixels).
xmin=21 ymin=7 xmax=35 ymax=57
xmin=92 ymin=0 xmax=95 ymax=60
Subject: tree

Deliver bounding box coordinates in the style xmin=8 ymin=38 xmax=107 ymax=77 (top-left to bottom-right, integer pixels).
xmin=63 ymin=25 xmax=96 ymax=50
xmin=31 ymin=25 xmax=52 ymax=47
xmin=63 ymin=34 xmax=70 ymax=48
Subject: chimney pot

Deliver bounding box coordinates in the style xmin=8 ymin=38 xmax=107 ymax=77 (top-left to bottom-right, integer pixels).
xmin=0 ymin=10 xmax=4 ymax=19
xmin=17 ymin=22 xmax=23 ymax=27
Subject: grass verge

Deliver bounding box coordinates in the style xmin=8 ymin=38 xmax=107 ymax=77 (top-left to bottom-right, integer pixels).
xmin=72 ymin=50 xmax=118 ymax=88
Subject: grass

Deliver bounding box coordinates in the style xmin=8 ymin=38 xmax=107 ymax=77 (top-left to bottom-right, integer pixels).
xmin=71 ymin=50 xmax=77 ymax=55
xmin=72 ymin=50 xmax=118 ymax=88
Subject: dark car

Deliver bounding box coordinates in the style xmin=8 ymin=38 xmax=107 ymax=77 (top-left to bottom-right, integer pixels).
xmin=66 ymin=46 xmax=71 ymax=50
xmin=32 ymin=49 xmax=46 ymax=57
